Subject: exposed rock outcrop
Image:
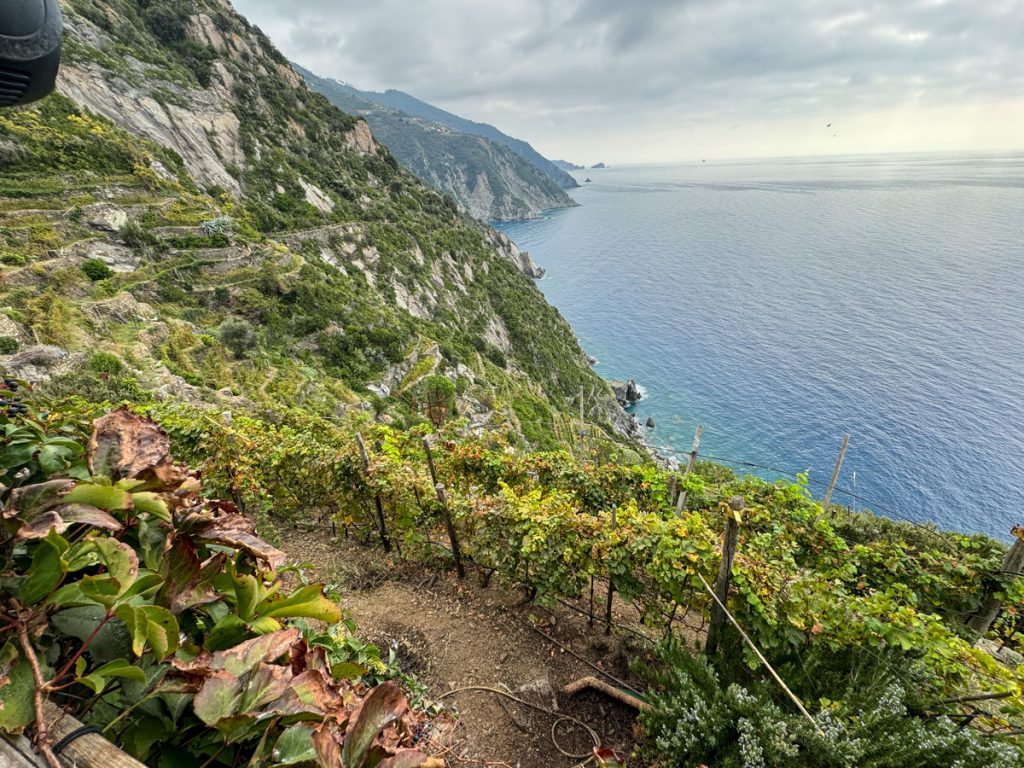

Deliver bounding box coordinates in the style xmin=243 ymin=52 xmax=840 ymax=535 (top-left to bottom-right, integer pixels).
xmin=609 ymin=379 xmax=642 ymax=407
xmin=486 ymin=230 xmax=546 ymax=279
xmin=3 ymin=346 xmax=86 ymax=381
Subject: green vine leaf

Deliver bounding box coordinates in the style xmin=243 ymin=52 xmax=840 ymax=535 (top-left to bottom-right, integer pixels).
xmin=62 ymin=483 xmax=133 ymax=512
xmin=78 ymin=658 xmax=147 ymax=694
xmin=257 ymin=584 xmax=342 ymax=623
xmin=116 ymin=604 xmax=179 ymax=661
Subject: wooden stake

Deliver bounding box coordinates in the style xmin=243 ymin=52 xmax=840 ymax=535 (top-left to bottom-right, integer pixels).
xmin=589 ymin=575 xmax=595 ymax=628
xmin=697 ymin=572 xmax=823 ymax=735
xmin=356 ymin=433 xmax=390 ymax=552
xmin=676 ymin=425 xmax=703 ymax=515
xmin=423 ymin=437 xmax=465 ymax=578
xmin=705 ymin=495 xmax=743 ymax=655
xmin=606 ymin=507 xmax=617 ymax=635
xmin=667 ymin=475 xmax=677 ymax=509
xmin=821 ymin=432 xmax=850 ymax=515
xmin=969 ymin=527 xmax=1024 ymax=638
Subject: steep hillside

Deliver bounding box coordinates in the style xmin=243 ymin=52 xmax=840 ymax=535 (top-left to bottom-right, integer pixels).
xmin=0 ymin=0 xmax=639 ymax=453
xmin=298 ymin=66 xmax=577 ymax=221
xmin=310 ymin=79 xmax=579 ymax=193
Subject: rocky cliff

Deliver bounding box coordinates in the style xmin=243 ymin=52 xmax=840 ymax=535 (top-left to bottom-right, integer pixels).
xmin=297 ymin=66 xmax=577 ymax=221
xmin=0 ymin=0 xmax=635 ymax=454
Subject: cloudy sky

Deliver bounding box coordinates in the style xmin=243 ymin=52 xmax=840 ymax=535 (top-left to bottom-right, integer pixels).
xmin=232 ymin=0 xmax=1024 ymax=164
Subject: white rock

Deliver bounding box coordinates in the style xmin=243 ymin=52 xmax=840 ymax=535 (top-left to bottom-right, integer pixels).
xmin=83 ymin=204 xmax=128 ymax=232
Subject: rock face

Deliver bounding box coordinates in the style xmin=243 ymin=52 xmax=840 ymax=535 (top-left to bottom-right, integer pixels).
xmin=83 ymin=203 xmax=128 ymax=232
xmin=646 ymin=416 xmax=656 ymax=429
xmin=485 ymin=230 xmax=546 ymax=279
xmin=298 ymin=67 xmax=578 ymax=222
xmin=73 ymin=240 xmax=139 ymax=273
xmin=609 ymin=379 xmax=642 ymax=407
xmin=4 ymin=346 xmax=86 ymax=381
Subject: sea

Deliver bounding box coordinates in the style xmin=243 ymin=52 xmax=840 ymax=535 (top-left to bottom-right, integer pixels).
xmin=495 ymin=152 xmax=1024 ymax=540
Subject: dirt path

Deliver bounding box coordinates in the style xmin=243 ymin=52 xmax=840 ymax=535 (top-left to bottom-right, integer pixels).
xmin=279 ymin=528 xmax=648 ymax=768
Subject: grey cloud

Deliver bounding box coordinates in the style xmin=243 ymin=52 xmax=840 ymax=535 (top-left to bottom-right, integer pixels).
xmin=231 ymin=0 xmax=1024 ymax=157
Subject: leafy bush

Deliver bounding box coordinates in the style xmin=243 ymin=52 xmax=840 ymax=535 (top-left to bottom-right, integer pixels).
xmin=119 ymin=219 xmax=157 ymax=249
xmin=0 ymin=335 xmax=18 ymax=354
xmin=420 ymin=374 xmax=455 ymax=426
xmin=637 ymin=641 xmax=1021 ymax=768
xmin=88 ymin=351 xmax=124 ymax=375
xmin=218 ymin=317 xmax=257 ymax=359
xmin=0 ymin=396 xmax=438 ymax=767
xmin=81 ymin=258 xmax=113 ymax=281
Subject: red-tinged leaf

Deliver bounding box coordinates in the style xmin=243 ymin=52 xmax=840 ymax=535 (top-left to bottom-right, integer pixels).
xmin=191 ymin=512 xmax=287 ymax=570
xmin=4 ymin=479 xmax=75 ymax=520
xmin=89 ymin=408 xmax=184 ymax=486
xmin=209 ymin=628 xmax=301 ymax=676
xmin=193 ymin=664 xmax=293 ymax=726
xmin=159 ymin=536 xmax=218 ymax=614
xmin=312 ymin=719 xmax=344 ymax=768
xmin=269 ymin=669 xmax=350 ymax=718
xmin=343 ymin=682 xmax=410 ymax=768
xmin=16 ymin=504 xmax=122 ymax=540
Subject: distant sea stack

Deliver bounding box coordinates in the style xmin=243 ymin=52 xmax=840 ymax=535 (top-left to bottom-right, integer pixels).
xmin=591 ymin=162 xmax=608 ymax=169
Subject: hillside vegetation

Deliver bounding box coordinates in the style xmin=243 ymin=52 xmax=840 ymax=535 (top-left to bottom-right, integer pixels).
xmin=0 ymin=1 xmax=1022 ymax=767
xmin=0 ymin=0 xmax=635 ymax=456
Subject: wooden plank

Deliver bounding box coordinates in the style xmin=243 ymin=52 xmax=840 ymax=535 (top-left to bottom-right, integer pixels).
xmin=1 ymin=734 xmax=44 ymax=767
xmin=44 ymin=701 xmax=146 ymax=768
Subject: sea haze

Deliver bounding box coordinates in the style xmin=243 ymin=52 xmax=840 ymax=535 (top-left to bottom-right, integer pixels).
xmin=496 ymin=153 xmax=1024 ymax=540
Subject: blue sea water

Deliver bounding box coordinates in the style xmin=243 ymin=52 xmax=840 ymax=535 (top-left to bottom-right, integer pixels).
xmin=496 ymin=153 xmax=1024 ymax=540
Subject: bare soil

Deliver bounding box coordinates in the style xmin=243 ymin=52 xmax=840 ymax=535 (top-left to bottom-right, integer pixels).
xmin=277 ymin=526 xmax=651 ymax=768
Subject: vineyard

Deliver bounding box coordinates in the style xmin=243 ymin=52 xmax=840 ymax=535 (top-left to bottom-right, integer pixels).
xmin=3 ymin=385 xmax=1024 ymax=767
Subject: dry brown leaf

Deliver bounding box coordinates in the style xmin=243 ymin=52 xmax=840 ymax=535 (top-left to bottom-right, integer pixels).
xmin=88 ymin=408 xmax=185 ymax=485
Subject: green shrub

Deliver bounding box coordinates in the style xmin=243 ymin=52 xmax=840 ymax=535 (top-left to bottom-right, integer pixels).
xmin=420 ymin=374 xmax=455 ymax=427
xmin=0 ymin=251 xmax=28 ymax=266
xmin=637 ymin=641 xmax=1022 ymax=768
xmin=0 ymin=336 xmax=18 ymax=354
xmin=88 ymin=351 xmax=125 ymax=375
xmin=81 ymin=258 xmax=113 ymax=281
xmin=218 ymin=317 xmax=257 ymax=359
xmin=119 ymin=219 xmax=157 ymax=249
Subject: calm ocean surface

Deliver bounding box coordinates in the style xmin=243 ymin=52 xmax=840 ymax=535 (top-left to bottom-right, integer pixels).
xmin=496 ymin=153 xmax=1024 ymax=540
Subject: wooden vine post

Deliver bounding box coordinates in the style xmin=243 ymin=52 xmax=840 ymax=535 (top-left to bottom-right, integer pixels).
xmin=822 ymin=432 xmax=850 ymax=515
xmin=356 ymin=433 xmax=391 ymax=552
xmin=705 ymin=495 xmax=744 ymax=655
xmin=675 ymin=424 xmax=703 ymax=515
xmin=968 ymin=526 xmax=1024 ymax=638
xmin=605 ymin=506 xmax=617 ymax=635
xmin=422 ymin=436 xmax=465 ymax=578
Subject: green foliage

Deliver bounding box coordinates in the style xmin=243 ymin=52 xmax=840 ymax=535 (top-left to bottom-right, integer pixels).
xmin=88 ymin=351 xmax=125 ymax=375
xmin=0 ymin=397 xmax=435 ymax=768
xmin=637 ymin=642 xmax=1021 ymax=768
xmin=119 ymin=219 xmax=157 ymax=249
xmin=81 ymin=258 xmax=114 ymax=282
xmin=0 ymin=335 xmax=18 ymax=354
xmin=420 ymin=374 xmax=455 ymax=427
xmin=218 ymin=317 xmax=257 ymax=360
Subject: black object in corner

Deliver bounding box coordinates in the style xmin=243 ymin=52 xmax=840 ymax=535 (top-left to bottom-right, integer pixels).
xmin=0 ymin=0 xmax=63 ymax=107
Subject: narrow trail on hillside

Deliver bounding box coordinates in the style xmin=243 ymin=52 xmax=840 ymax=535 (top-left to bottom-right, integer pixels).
xmin=278 ymin=528 xmax=650 ymax=768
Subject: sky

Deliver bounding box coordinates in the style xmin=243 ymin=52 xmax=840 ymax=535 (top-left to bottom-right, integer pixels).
xmin=231 ymin=0 xmax=1024 ymax=164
